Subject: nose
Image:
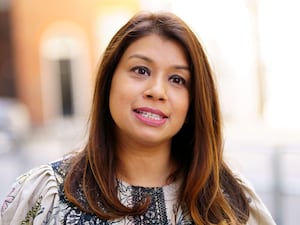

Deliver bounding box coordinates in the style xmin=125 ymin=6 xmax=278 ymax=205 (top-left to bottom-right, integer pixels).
xmin=143 ymin=77 xmax=168 ymax=101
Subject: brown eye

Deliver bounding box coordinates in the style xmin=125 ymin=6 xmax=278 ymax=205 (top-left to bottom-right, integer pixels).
xmin=132 ymin=66 xmax=150 ymax=76
xmin=169 ymin=75 xmax=186 ymax=85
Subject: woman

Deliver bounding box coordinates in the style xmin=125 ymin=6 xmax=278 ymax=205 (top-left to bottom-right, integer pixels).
xmin=1 ymin=11 xmax=276 ymax=225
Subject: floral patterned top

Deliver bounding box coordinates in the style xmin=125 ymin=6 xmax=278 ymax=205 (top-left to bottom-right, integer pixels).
xmin=0 ymin=155 xmax=276 ymax=225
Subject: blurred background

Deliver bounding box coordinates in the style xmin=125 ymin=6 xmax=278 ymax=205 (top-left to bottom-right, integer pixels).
xmin=0 ymin=0 xmax=299 ymax=224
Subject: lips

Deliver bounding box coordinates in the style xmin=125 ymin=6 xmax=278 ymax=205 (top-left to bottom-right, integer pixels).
xmin=133 ymin=107 xmax=168 ymax=126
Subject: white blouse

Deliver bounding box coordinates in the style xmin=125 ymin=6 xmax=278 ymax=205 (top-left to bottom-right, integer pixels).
xmin=0 ymin=156 xmax=276 ymax=225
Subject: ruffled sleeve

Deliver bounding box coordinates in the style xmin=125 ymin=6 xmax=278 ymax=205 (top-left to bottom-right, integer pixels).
xmin=0 ymin=165 xmax=60 ymax=225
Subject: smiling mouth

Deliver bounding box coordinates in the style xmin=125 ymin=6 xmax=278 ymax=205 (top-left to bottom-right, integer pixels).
xmin=134 ymin=109 xmax=167 ymax=120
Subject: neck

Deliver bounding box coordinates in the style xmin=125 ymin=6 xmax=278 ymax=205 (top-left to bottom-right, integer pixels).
xmin=116 ymin=142 xmax=175 ymax=187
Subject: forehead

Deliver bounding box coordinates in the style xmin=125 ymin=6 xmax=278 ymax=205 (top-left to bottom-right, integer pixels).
xmin=121 ymin=34 xmax=188 ymax=64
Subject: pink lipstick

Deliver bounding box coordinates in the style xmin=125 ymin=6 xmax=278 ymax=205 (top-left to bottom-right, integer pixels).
xmin=134 ymin=107 xmax=168 ymax=126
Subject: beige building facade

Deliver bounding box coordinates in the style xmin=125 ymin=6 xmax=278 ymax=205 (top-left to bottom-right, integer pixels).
xmin=10 ymin=0 xmax=141 ymax=125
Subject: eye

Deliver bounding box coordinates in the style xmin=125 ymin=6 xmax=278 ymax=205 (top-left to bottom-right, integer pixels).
xmin=169 ymin=75 xmax=186 ymax=85
xmin=132 ymin=66 xmax=150 ymax=76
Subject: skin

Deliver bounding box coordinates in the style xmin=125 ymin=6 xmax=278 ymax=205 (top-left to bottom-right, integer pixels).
xmin=109 ymin=34 xmax=191 ymax=187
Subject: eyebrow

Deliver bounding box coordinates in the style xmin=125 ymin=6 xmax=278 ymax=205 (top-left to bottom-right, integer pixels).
xmin=128 ymin=54 xmax=190 ymax=72
xmin=128 ymin=54 xmax=153 ymax=62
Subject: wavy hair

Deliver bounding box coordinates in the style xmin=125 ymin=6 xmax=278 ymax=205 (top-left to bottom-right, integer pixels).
xmin=64 ymin=11 xmax=250 ymax=224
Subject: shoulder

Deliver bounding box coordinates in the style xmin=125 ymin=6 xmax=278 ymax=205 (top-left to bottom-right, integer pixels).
xmin=236 ymin=174 xmax=276 ymax=225
xmin=0 ymin=155 xmax=73 ymax=225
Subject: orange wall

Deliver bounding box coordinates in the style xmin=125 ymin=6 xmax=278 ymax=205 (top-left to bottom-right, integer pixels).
xmin=10 ymin=0 xmax=140 ymax=124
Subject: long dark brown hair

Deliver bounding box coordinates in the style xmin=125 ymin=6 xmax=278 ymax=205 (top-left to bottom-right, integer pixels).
xmin=64 ymin=11 xmax=250 ymax=224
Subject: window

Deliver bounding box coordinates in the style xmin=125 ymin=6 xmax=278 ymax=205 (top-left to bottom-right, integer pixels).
xmin=58 ymin=58 xmax=74 ymax=116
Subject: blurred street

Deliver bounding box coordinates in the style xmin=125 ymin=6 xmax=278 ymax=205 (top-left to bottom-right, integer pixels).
xmin=0 ymin=120 xmax=87 ymax=200
xmin=0 ymin=122 xmax=299 ymax=225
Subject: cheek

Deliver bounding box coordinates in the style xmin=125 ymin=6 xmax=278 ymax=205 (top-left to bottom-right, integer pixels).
xmin=109 ymin=83 xmax=134 ymax=115
xmin=180 ymin=102 xmax=190 ymax=122
xmin=110 ymin=74 xmax=138 ymax=102
xmin=173 ymin=92 xmax=190 ymax=120
xmin=110 ymin=76 xmax=126 ymax=103
xmin=109 ymin=79 xmax=122 ymax=117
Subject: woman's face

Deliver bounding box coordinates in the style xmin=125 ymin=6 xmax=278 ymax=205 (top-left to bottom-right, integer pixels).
xmin=109 ymin=34 xmax=190 ymax=148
